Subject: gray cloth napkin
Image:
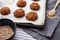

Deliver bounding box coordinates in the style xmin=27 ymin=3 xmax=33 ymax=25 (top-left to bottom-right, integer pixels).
xmin=51 ymin=22 xmax=60 ymax=40
xmin=13 ymin=28 xmax=49 ymax=40
xmin=21 ymin=18 xmax=59 ymax=38
xmin=12 ymin=28 xmax=36 ymax=40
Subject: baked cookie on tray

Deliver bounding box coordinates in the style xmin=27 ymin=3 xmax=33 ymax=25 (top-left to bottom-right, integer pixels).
xmin=0 ymin=7 xmax=10 ymax=15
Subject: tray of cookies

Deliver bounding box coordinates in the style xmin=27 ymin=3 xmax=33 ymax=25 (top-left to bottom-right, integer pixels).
xmin=0 ymin=0 xmax=46 ymax=27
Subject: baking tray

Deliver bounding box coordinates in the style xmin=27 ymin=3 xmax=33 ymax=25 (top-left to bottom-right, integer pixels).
xmin=0 ymin=0 xmax=46 ymax=27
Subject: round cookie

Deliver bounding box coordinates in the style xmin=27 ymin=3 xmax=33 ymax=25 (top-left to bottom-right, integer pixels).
xmin=16 ymin=0 xmax=26 ymax=7
xmin=0 ymin=7 xmax=10 ymax=15
xmin=30 ymin=3 xmax=40 ymax=10
xmin=26 ymin=12 xmax=38 ymax=21
xmin=14 ymin=9 xmax=25 ymax=18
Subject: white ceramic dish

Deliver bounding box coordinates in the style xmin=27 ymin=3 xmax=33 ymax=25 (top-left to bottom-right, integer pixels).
xmin=0 ymin=0 xmax=46 ymax=26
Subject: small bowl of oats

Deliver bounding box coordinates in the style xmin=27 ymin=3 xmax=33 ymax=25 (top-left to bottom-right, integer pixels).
xmin=0 ymin=19 xmax=16 ymax=40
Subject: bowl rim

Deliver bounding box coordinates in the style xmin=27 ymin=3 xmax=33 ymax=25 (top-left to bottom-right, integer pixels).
xmin=0 ymin=18 xmax=16 ymax=40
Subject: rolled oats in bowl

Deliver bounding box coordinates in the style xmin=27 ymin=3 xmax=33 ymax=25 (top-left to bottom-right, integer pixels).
xmin=0 ymin=26 xmax=14 ymax=40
